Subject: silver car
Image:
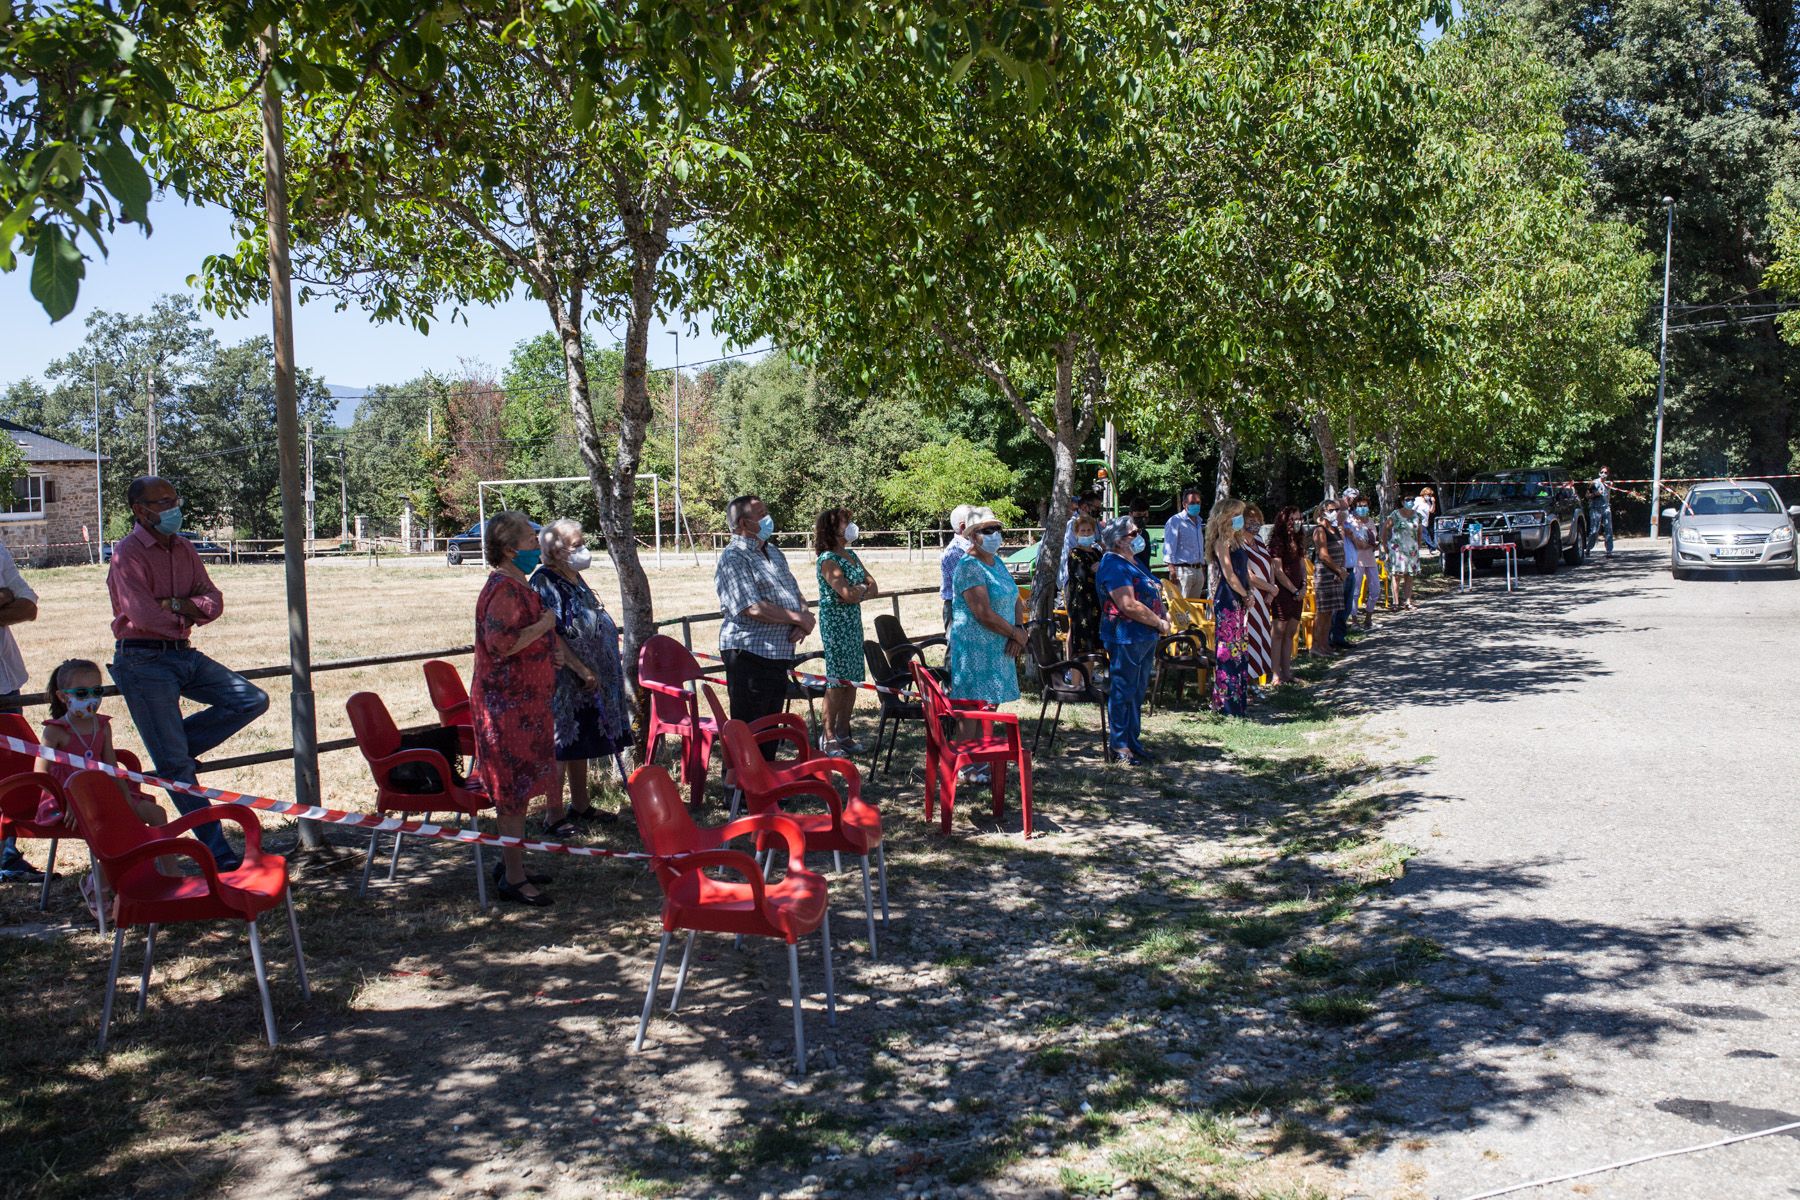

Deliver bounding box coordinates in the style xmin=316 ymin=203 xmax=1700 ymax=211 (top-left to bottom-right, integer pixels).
xmin=1664 ymin=481 xmax=1800 ymax=579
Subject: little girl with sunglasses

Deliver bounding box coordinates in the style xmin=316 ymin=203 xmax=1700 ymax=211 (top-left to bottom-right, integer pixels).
xmin=35 ymin=658 xmax=168 ymax=832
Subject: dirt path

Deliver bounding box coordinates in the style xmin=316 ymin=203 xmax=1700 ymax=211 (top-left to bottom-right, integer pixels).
xmin=1336 ymin=540 xmax=1800 ymax=1199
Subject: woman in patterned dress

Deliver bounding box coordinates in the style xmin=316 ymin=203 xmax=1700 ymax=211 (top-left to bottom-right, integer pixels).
xmin=1063 ymin=514 xmax=1104 ymax=659
xmin=1383 ymin=500 xmax=1424 ymax=610
xmin=472 ymin=511 xmax=558 ymax=907
xmin=1240 ymin=504 xmax=1276 ymax=688
xmin=530 ymin=518 xmax=632 ymax=835
xmin=1311 ymin=498 xmax=1350 ymax=660
xmin=815 ymin=507 xmax=879 ymax=756
xmin=1207 ymin=500 xmax=1276 ymax=716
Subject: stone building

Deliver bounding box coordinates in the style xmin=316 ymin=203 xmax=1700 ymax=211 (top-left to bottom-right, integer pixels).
xmin=0 ymin=420 xmax=104 ymax=567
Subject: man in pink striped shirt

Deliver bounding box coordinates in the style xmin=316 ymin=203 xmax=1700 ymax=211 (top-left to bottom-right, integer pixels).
xmin=107 ymin=476 xmax=267 ymax=871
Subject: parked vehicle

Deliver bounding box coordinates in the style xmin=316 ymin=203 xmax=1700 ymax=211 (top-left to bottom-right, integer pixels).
xmin=1433 ymin=469 xmax=1587 ymax=573
xmin=1664 ymin=481 xmax=1800 ymax=579
xmin=445 ymin=520 xmax=540 ymax=566
xmin=100 ymin=531 xmax=231 ymax=564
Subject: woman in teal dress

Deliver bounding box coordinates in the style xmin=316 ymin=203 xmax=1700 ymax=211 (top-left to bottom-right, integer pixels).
xmin=949 ymin=508 xmax=1027 ymax=740
xmin=814 ymin=507 xmax=879 ymax=756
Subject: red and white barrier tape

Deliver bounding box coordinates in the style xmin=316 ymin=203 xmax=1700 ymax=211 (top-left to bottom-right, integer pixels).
xmin=687 ymin=649 xmax=919 ymax=699
xmin=0 ymin=734 xmax=662 ymax=863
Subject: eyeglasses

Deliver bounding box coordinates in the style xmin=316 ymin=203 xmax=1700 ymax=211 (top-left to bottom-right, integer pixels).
xmin=62 ymin=687 xmax=104 ymax=700
xmin=139 ymin=495 xmax=180 ymax=511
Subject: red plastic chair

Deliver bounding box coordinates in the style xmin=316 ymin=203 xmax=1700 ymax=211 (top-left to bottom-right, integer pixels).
xmin=63 ymin=768 xmax=310 ymax=1052
xmin=911 ymin=662 xmax=1035 ymax=838
xmin=627 ymin=764 xmax=833 ymax=1075
xmin=421 ymin=659 xmax=477 ymax=757
xmin=716 ymin=715 xmax=889 ymax=960
xmin=638 ymin=635 xmax=721 ymax=808
xmin=346 ymin=692 xmax=492 ymax=910
xmin=0 ymin=712 xmax=143 ymax=930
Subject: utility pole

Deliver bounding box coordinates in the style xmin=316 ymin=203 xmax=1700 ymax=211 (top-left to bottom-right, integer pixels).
xmin=304 ymin=423 xmax=315 ymax=555
xmin=1649 ymin=197 xmax=1675 ymax=539
xmin=670 ymin=331 xmax=683 ymax=549
xmin=93 ymin=367 xmax=103 ymax=563
xmin=339 ymin=442 xmax=348 ymax=542
xmin=258 ymin=25 xmax=323 ymax=846
xmin=424 ymin=401 xmax=435 ymax=552
xmin=1103 ymin=419 xmax=1118 ymax=518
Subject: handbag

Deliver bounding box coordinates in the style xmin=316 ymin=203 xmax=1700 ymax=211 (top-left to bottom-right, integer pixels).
xmin=386 ymin=725 xmax=468 ymax=794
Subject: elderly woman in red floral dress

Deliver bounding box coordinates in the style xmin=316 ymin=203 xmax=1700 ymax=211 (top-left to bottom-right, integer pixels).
xmin=472 ymin=510 xmax=558 ymax=907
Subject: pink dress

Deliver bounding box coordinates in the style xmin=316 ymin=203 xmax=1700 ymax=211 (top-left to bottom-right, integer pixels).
xmin=471 ymin=572 xmax=556 ymax=817
xmin=36 ymin=715 xmax=139 ymax=822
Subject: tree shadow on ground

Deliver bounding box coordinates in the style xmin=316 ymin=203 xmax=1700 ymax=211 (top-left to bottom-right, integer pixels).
xmin=3 ymin=585 xmax=1790 ymax=1199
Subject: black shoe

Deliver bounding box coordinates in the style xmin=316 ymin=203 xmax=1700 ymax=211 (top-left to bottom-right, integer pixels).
xmin=566 ymin=805 xmax=618 ymax=827
xmin=1129 ymin=747 xmax=1159 ymax=764
xmin=543 ymin=814 xmax=579 ymax=840
xmin=494 ymin=874 xmax=553 ymax=907
xmin=0 ymin=862 xmax=44 ymax=883
xmin=493 ymin=860 xmax=551 ymax=887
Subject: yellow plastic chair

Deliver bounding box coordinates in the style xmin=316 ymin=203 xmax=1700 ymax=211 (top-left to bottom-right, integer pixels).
xmin=1160 ymin=580 xmax=1214 ymax=648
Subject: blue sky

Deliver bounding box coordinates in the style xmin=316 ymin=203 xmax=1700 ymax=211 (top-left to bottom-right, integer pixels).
xmin=0 ymin=194 xmax=748 ymax=392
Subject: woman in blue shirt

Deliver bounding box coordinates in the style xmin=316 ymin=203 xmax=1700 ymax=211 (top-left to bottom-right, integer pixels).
xmin=948 ymin=508 xmax=1026 ymax=783
xmin=1094 ymin=517 xmax=1170 ymax=766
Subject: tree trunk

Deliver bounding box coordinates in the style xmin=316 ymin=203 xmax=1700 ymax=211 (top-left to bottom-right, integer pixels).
xmin=1379 ymin=427 xmax=1398 ymax=515
xmin=1029 ymin=342 xmax=1083 ymax=635
xmin=1210 ymin=420 xmax=1237 ymax=510
xmin=1310 ymin=409 xmax=1341 ymax=497
xmin=257 ymin=26 xmax=323 ymax=850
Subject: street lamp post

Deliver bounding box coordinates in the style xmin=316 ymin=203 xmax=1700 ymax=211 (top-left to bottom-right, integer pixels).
xmin=670 ymin=331 xmax=683 ymax=549
xmin=1650 ymin=196 xmax=1675 ymax=539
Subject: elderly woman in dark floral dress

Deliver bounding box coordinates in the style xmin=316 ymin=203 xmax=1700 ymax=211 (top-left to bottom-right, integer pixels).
xmin=530 ymin=518 xmax=633 ymax=835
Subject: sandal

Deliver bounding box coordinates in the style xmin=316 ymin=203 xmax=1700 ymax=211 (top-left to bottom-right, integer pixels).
xmin=565 ymin=805 xmax=618 ymax=827
xmin=543 ymin=814 xmax=578 ymax=839
xmin=494 ymin=875 xmax=553 ymax=907
xmin=493 ymin=861 xmax=552 ymax=888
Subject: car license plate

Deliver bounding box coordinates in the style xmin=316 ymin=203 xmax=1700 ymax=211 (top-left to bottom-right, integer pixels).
xmin=1715 ymin=547 xmax=1760 ymax=559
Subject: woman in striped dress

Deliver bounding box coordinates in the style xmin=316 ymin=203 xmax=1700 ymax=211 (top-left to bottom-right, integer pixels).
xmin=1241 ymin=504 xmax=1276 ymax=687
xmin=1311 ymin=498 xmax=1350 ymax=659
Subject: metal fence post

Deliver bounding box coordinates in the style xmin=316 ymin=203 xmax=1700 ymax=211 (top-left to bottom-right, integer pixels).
xmin=680 ymin=617 xmax=693 ymax=649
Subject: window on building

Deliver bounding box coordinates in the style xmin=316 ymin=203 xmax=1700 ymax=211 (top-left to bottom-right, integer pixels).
xmin=1 ymin=475 xmax=45 ymax=519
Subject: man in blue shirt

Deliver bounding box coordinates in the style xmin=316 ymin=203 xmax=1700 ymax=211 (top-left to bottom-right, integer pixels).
xmin=1162 ymin=487 xmax=1207 ymax=598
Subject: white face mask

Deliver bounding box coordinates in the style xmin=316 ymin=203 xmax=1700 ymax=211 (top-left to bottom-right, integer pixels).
xmin=567 ymin=546 xmax=592 ymax=571
xmin=843 ymin=522 xmax=860 ymax=545
xmin=66 ymin=695 xmax=102 ymax=717
xmin=951 ymin=532 xmax=972 ymax=551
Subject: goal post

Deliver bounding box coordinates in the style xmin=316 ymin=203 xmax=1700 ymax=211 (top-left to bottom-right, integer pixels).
xmin=477 ymin=474 xmax=663 ymax=567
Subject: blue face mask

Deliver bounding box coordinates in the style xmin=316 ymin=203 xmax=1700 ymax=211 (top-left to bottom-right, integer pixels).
xmin=757 ymin=514 xmax=775 ymax=542
xmin=1355 ymin=506 xmax=1369 ymax=518
xmin=1074 ymin=535 xmax=1095 ymax=547
xmin=1186 ymin=503 xmax=1202 ymax=519
xmin=1130 ymin=534 xmax=1146 ymax=554
xmin=514 ymin=547 xmax=542 ymax=574
xmin=980 ymin=531 xmax=1003 ymax=554
xmin=154 ymin=506 xmax=182 ymax=536
xmin=1230 ymin=515 xmax=1245 ymax=532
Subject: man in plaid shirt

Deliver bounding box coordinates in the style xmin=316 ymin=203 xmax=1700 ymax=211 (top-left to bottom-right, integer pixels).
xmin=715 ymin=494 xmax=814 ymax=739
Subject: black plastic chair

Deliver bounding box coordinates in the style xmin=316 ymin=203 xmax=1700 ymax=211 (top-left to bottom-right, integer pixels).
xmin=1150 ymin=632 xmax=1213 ymax=710
xmin=1026 ymin=621 xmax=1108 ymax=753
xmin=784 ymin=650 xmax=829 ymax=738
xmin=874 ymin=613 xmax=948 ymax=678
xmin=861 ymin=641 xmax=925 ymax=777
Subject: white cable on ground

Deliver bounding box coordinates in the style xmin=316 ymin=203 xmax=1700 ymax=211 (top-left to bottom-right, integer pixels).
xmin=1447 ymin=1120 xmax=1800 ymax=1200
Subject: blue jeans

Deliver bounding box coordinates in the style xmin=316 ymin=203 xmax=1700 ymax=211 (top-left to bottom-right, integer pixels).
xmin=108 ymin=647 xmax=269 ymax=866
xmin=1106 ymin=637 xmax=1156 ymax=756
xmin=1591 ymin=502 xmax=1614 ymax=554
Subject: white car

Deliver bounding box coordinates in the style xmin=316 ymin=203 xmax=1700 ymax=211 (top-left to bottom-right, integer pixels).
xmin=1664 ymin=481 xmax=1800 ymax=579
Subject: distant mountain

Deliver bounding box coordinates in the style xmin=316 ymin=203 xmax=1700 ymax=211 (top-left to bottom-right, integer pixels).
xmin=326 ymin=384 xmax=368 ymax=428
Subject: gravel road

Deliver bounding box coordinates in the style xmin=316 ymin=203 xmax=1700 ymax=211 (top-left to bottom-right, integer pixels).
xmin=1332 ymin=538 xmax=1800 ymax=1199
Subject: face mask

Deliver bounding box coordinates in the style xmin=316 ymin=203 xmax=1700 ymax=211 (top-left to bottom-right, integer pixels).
xmin=1355 ymin=506 xmax=1369 ymax=518
xmin=1186 ymin=503 xmax=1202 ymax=519
xmin=513 ymin=547 xmax=542 ymax=574
xmin=1130 ymin=534 xmax=1146 ymax=554
xmin=979 ymin=531 xmax=1002 ymax=554
xmin=1326 ymin=510 xmax=1341 ymax=526
xmin=1230 ymin=515 xmax=1245 ymax=532
xmin=951 ymin=533 xmax=971 ymax=551
xmin=843 ymin=522 xmax=860 ymax=545
xmin=66 ymin=695 xmax=102 ymax=717
xmin=153 ymin=506 xmax=182 ymax=536
xmin=757 ymin=514 xmax=775 ymax=542
xmin=567 ymin=547 xmax=592 ymax=571
xmin=1075 ymin=535 xmax=1095 ymax=547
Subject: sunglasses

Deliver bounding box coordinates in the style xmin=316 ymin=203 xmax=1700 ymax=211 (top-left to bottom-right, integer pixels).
xmin=62 ymin=687 xmax=104 ymax=700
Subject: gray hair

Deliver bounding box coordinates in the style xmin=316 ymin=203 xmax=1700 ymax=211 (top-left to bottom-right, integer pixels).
xmin=1096 ymin=516 xmax=1136 ymax=549
xmin=484 ymin=510 xmax=536 ymax=568
xmin=539 ymin=517 xmax=583 ymax=560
